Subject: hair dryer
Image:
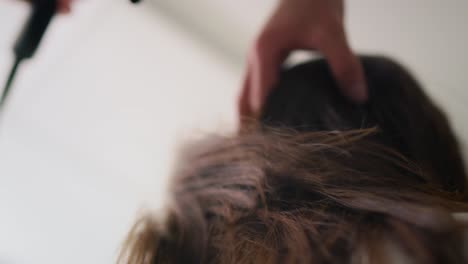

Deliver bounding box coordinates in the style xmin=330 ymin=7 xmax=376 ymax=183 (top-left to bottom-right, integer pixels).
xmin=1 ymin=0 xmax=143 ymax=109
xmin=1 ymin=0 xmax=57 ymax=108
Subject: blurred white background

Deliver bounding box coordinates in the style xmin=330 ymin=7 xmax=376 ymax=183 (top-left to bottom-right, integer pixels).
xmin=0 ymin=0 xmax=467 ymax=263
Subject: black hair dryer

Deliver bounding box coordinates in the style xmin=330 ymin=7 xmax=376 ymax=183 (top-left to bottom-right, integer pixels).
xmin=1 ymin=0 xmax=56 ymax=108
xmin=1 ymin=0 xmax=143 ymax=109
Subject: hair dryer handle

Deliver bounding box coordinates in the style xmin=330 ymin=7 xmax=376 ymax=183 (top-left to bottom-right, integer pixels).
xmin=14 ymin=0 xmax=57 ymax=60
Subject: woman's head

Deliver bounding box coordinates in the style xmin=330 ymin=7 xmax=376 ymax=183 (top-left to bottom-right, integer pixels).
xmin=119 ymin=56 xmax=468 ymax=264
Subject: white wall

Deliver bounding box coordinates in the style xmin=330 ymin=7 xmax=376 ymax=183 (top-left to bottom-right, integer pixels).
xmin=0 ymin=0 xmax=467 ymax=263
xmin=0 ymin=1 xmax=237 ymax=263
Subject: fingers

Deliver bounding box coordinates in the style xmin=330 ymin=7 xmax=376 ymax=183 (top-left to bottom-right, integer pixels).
xmin=317 ymin=30 xmax=368 ymax=103
xmin=239 ymin=30 xmax=367 ymax=126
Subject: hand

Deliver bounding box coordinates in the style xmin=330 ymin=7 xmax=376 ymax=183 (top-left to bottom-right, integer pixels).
xmin=57 ymin=0 xmax=72 ymax=13
xmin=239 ymin=0 xmax=367 ymax=119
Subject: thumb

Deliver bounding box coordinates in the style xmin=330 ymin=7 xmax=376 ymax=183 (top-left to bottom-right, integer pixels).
xmin=238 ymin=66 xmax=253 ymax=118
xmin=249 ymin=42 xmax=288 ymax=115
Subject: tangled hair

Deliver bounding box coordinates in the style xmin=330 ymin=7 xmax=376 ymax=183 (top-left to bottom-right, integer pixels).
xmin=119 ymin=56 xmax=468 ymax=264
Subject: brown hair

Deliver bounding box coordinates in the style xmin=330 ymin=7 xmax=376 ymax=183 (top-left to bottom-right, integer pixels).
xmin=119 ymin=56 xmax=468 ymax=264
